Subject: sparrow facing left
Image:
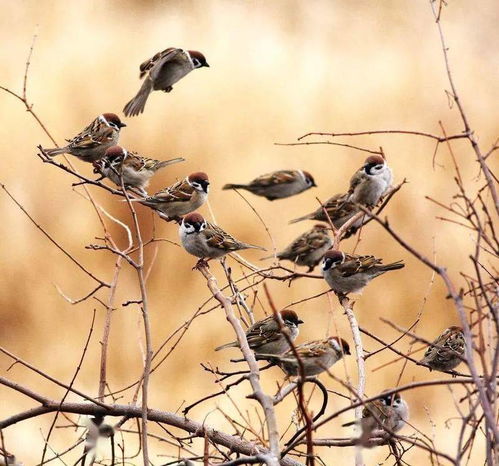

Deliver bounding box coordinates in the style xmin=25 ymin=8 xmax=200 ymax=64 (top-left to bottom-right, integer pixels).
xmin=419 ymin=326 xmax=465 ymax=372
xmin=215 ymin=310 xmax=304 ymax=355
xmin=348 ymin=155 xmax=393 ymax=207
xmin=124 ymin=48 xmax=209 ymax=117
xmin=93 ymin=145 xmax=184 ymax=193
xmin=259 ymin=336 xmax=351 ymax=377
xmin=138 ymin=172 xmax=209 ymax=220
xmin=179 ymin=212 xmax=265 ymax=262
xmin=262 ymin=224 xmax=332 ymax=271
xmin=322 ymin=249 xmax=404 ymax=295
xmin=223 ymin=170 xmax=316 ymax=200
xmin=343 ymin=390 xmax=409 ymax=443
xmin=44 ymin=113 xmax=126 ymax=162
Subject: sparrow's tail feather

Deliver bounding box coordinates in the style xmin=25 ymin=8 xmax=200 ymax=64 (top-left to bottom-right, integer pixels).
xmin=378 ymin=260 xmax=405 ymax=272
xmin=214 ymin=341 xmax=238 ymax=351
xmin=289 ymin=213 xmax=312 ymax=224
xmin=155 ymin=157 xmax=185 ymax=170
xmin=44 ymin=147 xmax=67 ymax=157
xmin=123 ymin=77 xmax=153 ymax=117
xmin=222 ymin=183 xmax=249 ymax=191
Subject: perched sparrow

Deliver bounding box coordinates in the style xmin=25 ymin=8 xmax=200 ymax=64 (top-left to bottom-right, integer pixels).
xmin=322 ymin=249 xmax=404 ymax=295
xmin=343 ymin=390 xmax=409 ymax=443
xmin=179 ymin=212 xmax=265 ymax=261
xmin=93 ymin=145 xmax=184 ymax=193
xmin=124 ymin=48 xmax=209 ymax=117
xmin=138 ymin=172 xmax=209 ymax=219
xmin=259 ymin=336 xmax=351 ymax=377
xmin=289 ymin=193 xmax=363 ymax=231
xmin=44 ymin=113 xmax=126 ymax=162
xmin=262 ymin=224 xmax=332 ymax=271
xmin=419 ymin=326 xmax=465 ymax=372
xmin=348 ymin=155 xmax=392 ymax=207
xmin=215 ymin=310 xmax=304 ymax=355
xmin=223 ymin=170 xmax=316 ymax=200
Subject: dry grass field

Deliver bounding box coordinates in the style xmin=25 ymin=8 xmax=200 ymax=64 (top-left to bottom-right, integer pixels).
xmin=0 ymin=1 xmax=497 ymax=464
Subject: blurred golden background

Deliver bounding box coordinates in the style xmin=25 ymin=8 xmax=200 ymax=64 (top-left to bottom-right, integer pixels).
xmin=1 ymin=0 xmax=497 ymax=464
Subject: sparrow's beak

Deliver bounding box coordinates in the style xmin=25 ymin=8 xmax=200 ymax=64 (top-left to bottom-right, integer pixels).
xmin=203 ymin=63 xmax=210 ymax=68
xmin=298 ymin=319 xmax=304 ymax=324
xmin=119 ymin=122 xmax=127 ymax=128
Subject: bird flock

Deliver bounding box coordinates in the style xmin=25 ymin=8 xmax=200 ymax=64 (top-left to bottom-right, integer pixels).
xmin=41 ymin=46 xmax=466 ymax=445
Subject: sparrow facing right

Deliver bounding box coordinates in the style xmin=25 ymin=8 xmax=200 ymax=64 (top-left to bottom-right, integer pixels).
xmin=179 ymin=212 xmax=265 ymax=261
xmin=419 ymin=326 xmax=465 ymax=372
xmin=223 ymin=170 xmax=316 ymax=200
xmin=321 ymin=249 xmax=404 ymax=295
xmin=124 ymin=48 xmax=209 ymax=117
xmin=262 ymin=224 xmax=332 ymax=271
xmin=138 ymin=172 xmax=209 ymax=219
xmin=259 ymin=336 xmax=351 ymax=377
xmin=215 ymin=310 xmax=304 ymax=355
xmin=94 ymin=145 xmax=184 ymax=193
xmin=44 ymin=113 xmax=126 ymax=162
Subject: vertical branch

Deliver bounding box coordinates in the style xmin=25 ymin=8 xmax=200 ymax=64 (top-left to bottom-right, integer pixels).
xmin=197 ymin=263 xmax=280 ymax=466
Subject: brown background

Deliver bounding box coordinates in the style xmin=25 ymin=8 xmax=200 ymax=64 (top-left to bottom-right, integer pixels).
xmin=1 ymin=0 xmax=497 ymax=464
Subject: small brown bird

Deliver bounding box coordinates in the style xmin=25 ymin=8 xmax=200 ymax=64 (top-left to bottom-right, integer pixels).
xmin=138 ymin=172 xmax=209 ymax=219
xmin=259 ymin=336 xmax=351 ymax=377
xmin=124 ymin=48 xmax=209 ymax=117
xmin=44 ymin=113 xmax=126 ymax=162
xmin=262 ymin=224 xmax=332 ymax=271
xmin=289 ymin=193 xmax=362 ymax=229
xmin=419 ymin=326 xmax=465 ymax=372
xmin=343 ymin=391 xmax=409 ymax=444
xmin=322 ymin=249 xmax=404 ymax=295
xmin=223 ymin=170 xmax=316 ymax=200
xmin=94 ymin=145 xmax=184 ymax=194
xmin=179 ymin=212 xmax=265 ymax=262
xmin=215 ymin=310 xmax=304 ymax=355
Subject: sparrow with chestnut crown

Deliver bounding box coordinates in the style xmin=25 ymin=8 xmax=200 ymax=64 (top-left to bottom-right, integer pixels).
xmin=44 ymin=113 xmax=126 ymax=162
xmin=215 ymin=310 xmax=304 ymax=355
xmin=321 ymin=249 xmax=404 ymax=295
xmin=419 ymin=326 xmax=465 ymax=373
xmin=94 ymin=145 xmax=184 ymax=194
xmin=223 ymin=170 xmax=316 ymax=201
xmin=124 ymin=48 xmax=209 ymax=117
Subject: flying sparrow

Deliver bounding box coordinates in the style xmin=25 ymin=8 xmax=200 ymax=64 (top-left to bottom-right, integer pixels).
xmin=289 ymin=193 xmax=363 ymax=231
xmin=215 ymin=310 xmax=304 ymax=355
xmin=137 ymin=172 xmax=209 ymax=220
xmin=179 ymin=212 xmax=265 ymax=263
xmin=259 ymin=336 xmax=351 ymax=377
xmin=419 ymin=326 xmax=465 ymax=372
xmin=223 ymin=170 xmax=316 ymax=200
xmin=43 ymin=113 xmax=126 ymax=162
xmin=93 ymin=145 xmax=184 ymax=194
xmin=124 ymin=48 xmax=209 ymax=117
xmin=322 ymin=249 xmax=404 ymax=295
xmin=262 ymin=224 xmax=332 ymax=271
xmin=343 ymin=390 xmax=409 ymax=443
xmin=348 ymin=155 xmax=392 ymax=207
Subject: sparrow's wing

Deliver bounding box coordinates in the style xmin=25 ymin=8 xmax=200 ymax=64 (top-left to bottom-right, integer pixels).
xmin=293 ymin=339 xmax=329 ymax=359
xmin=139 ymin=47 xmax=182 ymax=78
xmin=423 ymin=330 xmax=465 ymax=364
xmin=283 ymin=229 xmax=329 ymax=258
xmin=67 ymin=119 xmax=114 ymax=150
xmin=245 ymin=316 xmax=281 ymax=347
xmin=337 ymin=254 xmax=381 ymax=277
xmin=123 ymin=152 xmax=148 ymax=171
xmin=147 ymin=179 xmax=193 ymax=204
xmin=204 ymin=223 xmax=247 ymax=252
xmin=249 ymin=170 xmax=297 ymax=187
xmin=348 ymin=169 xmax=366 ymax=196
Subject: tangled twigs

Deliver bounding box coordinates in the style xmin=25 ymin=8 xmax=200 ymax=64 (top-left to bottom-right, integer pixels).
xmin=196 ymin=262 xmax=281 ymax=466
